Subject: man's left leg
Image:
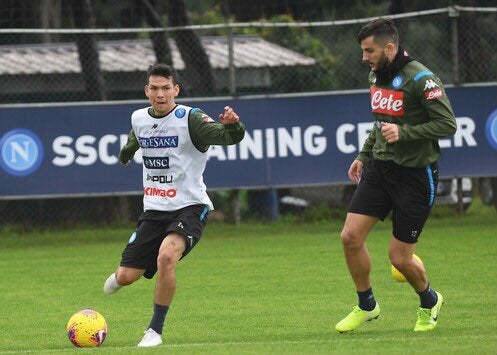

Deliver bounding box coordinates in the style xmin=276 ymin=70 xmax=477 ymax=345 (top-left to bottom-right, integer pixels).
xmin=389 ymin=237 xmax=444 ymax=331
xmin=138 ymin=233 xmax=186 ymax=347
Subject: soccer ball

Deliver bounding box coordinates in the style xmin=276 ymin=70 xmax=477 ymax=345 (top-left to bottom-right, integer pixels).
xmin=391 ymin=254 xmax=423 ymax=282
xmin=66 ymin=309 xmax=107 ymax=347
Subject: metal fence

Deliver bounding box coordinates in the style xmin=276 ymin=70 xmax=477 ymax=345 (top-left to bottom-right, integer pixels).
xmin=1 ymin=6 xmax=496 ymax=227
xmin=1 ymin=6 xmax=496 ymax=103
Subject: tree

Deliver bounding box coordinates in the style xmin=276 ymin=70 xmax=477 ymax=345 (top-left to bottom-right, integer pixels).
xmin=142 ymin=0 xmax=173 ymax=65
xmin=168 ymin=0 xmax=217 ymax=96
xmin=388 ymin=0 xmax=490 ymax=84
xmin=71 ymin=0 xmax=107 ymax=100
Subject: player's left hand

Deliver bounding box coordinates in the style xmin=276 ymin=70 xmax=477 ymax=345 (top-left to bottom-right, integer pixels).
xmin=219 ymin=106 xmax=240 ymax=125
xmin=380 ymin=122 xmax=399 ymax=143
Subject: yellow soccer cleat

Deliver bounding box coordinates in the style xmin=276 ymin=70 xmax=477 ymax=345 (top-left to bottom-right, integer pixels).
xmin=414 ymin=291 xmax=444 ymax=331
xmin=335 ymin=303 xmax=380 ymax=333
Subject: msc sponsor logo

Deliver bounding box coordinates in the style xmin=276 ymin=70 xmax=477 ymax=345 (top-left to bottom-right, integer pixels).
xmin=0 ymin=129 xmax=44 ymax=176
xmin=138 ymin=136 xmax=178 ymax=148
xmin=144 ymin=187 xmax=177 ymax=198
xmin=143 ymin=156 xmax=170 ymax=169
xmin=425 ymin=88 xmax=443 ymax=100
xmin=175 ymin=108 xmax=186 ymax=118
xmin=146 ymin=173 xmax=173 ymax=183
xmin=485 ymin=109 xmax=497 ymax=151
xmin=370 ymin=88 xmax=404 ymax=116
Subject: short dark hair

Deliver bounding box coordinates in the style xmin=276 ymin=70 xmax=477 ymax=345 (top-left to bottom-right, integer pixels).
xmin=146 ymin=63 xmax=177 ymax=84
xmin=357 ymin=18 xmax=399 ymax=47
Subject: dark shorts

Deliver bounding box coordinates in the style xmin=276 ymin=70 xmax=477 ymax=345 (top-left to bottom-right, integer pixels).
xmin=348 ymin=159 xmax=438 ymax=243
xmin=120 ymin=204 xmax=209 ymax=279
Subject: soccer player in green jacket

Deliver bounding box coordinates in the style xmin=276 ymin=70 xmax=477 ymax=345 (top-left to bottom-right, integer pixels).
xmin=335 ymin=18 xmax=457 ymax=333
xmin=103 ymin=64 xmax=245 ymax=347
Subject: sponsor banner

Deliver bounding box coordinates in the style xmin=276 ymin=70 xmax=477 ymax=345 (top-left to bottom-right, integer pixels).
xmin=0 ymin=86 xmax=496 ymax=198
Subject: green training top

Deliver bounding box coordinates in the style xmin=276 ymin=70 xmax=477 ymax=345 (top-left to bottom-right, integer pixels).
xmin=118 ymin=106 xmax=245 ymax=164
xmin=357 ymin=60 xmax=457 ymax=168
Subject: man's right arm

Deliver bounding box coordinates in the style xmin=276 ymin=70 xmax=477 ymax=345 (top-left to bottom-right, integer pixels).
xmin=118 ymin=128 xmax=140 ymax=165
xmin=356 ymin=123 xmax=377 ymax=165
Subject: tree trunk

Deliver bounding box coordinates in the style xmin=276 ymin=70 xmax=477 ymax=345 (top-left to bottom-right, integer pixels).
xmin=39 ymin=0 xmax=61 ymax=43
xmin=168 ymin=0 xmax=217 ymax=96
xmin=458 ymin=10 xmax=483 ymax=83
xmin=71 ymin=0 xmax=107 ymax=101
xmin=142 ymin=0 xmax=173 ymax=65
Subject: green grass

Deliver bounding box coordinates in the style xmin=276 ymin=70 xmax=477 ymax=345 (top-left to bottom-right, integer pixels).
xmin=0 ymin=202 xmax=496 ymax=354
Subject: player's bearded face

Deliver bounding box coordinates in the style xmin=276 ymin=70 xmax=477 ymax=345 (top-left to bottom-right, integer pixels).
xmin=373 ymin=51 xmax=390 ymax=73
xmin=360 ymin=36 xmax=391 ymax=72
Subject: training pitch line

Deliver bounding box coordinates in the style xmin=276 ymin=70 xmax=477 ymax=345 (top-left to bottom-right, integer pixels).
xmin=0 ymin=335 xmax=490 ymax=354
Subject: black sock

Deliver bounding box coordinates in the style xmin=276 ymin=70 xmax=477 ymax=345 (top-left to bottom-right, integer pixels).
xmin=148 ymin=303 xmax=169 ymax=335
xmin=357 ymin=287 xmax=376 ymax=311
xmin=417 ymin=283 xmax=438 ymax=309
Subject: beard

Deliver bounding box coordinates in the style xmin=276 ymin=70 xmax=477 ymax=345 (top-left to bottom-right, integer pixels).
xmin=372 ymin=51 xmax=390 ymax=73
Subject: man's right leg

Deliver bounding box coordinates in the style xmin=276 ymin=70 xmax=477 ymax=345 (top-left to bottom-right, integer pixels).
xmin=103 ymin=266 xmax=145 ymax=294
xmin=341 ymin=212 xmax=378 ymax=291
xmin=336 ymin=212 xmax=380 ymax=333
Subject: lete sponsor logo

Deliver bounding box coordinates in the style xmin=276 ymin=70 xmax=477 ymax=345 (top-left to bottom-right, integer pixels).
xmin=144 ymin=187 xmax=177 ymax=197
xmin=425 ymin=89 xmax=443 ymax=100
xmin=0 ymin=128 xmax=44 ymax=176
xmin=370 ymin=88 xmax=404 ymax=116
xmin=485 ymin=108 xmax=497 ymax=151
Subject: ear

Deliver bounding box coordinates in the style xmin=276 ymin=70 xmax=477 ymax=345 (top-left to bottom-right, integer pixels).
xmin=144 ymin=84 xmax=149 ymax=97
xmin=173 ymin=84 xmax=180 ymax=97
xmin=385 ymin=42 xmax=396 ymax=57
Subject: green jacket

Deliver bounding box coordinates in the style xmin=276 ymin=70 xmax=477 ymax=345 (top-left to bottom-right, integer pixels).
xmin=357 ymin=60 xmax=457 ymax=168
xmin=119 ymin=107 xmax=245 ymax=164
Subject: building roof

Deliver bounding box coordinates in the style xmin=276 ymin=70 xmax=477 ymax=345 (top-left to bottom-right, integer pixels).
xmin=0 ymin=36 xmax=316 ymax=75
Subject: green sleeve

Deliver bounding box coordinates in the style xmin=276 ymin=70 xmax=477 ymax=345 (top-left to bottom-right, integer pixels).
xmin=398 ymin=75 xmax=457 ymax=141
xmin=188 ymin=109 xmax=245 ymax=152
xmin=118 ymin=128 xmax=140 ymax=164
xmin=356 ymin=123 xmax=377 ymax=165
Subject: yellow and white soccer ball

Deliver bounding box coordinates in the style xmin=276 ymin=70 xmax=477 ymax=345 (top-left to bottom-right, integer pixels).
xmin=391 ymin=254 xmax=423 ymax=282
xmin=66 ymin=309 xmax=107 ymax=347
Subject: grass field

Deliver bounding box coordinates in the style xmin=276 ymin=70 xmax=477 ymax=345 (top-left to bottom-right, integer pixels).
xmin=0 ymin=202 xmax=496 ymax=354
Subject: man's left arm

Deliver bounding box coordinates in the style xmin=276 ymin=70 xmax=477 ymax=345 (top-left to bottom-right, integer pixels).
xmin=188 ymin=106 xmax=245 ymax=152
xmin=397 ymin=75 xmax=457 ymax=141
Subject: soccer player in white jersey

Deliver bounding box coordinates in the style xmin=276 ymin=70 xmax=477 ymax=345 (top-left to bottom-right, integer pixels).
xmin=103 ymin=64 xmax=245 ymax=347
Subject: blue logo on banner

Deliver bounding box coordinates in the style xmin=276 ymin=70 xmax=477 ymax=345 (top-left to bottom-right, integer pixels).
xmin=143 ymin=156 xmax=170 ymax=169
xmin=175 ymin=108 xmax=186 ymax=118
xmin=485 ymin=109 xmax=497 ymax=151
xmin=392 ymin=75 xmax=403 ymax=88
xmin=138 ymin=136 xmax=179 ymax=148
xmin=0 ymin=129 xmax=44 ymax=176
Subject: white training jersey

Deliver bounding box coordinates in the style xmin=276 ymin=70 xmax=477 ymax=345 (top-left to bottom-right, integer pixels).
xmin=131 ymin=104 xmax=213 ymax=212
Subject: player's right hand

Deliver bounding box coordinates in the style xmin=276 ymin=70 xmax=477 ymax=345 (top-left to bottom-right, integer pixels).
xmin=348 ymin=160 xmax=363 ymax=183
xmin=122 ymin=160 xmax=130 ymax=167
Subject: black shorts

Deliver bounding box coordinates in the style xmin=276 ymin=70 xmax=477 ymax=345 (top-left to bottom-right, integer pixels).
xmin=120 ymin=204 xmax=209 ymax=279
xmin=348 ymin=159 xmax=438 ymax=243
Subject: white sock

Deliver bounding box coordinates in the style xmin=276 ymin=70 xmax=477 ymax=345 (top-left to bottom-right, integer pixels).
xmin=103 ymin=273 xmax=122 ymax=294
